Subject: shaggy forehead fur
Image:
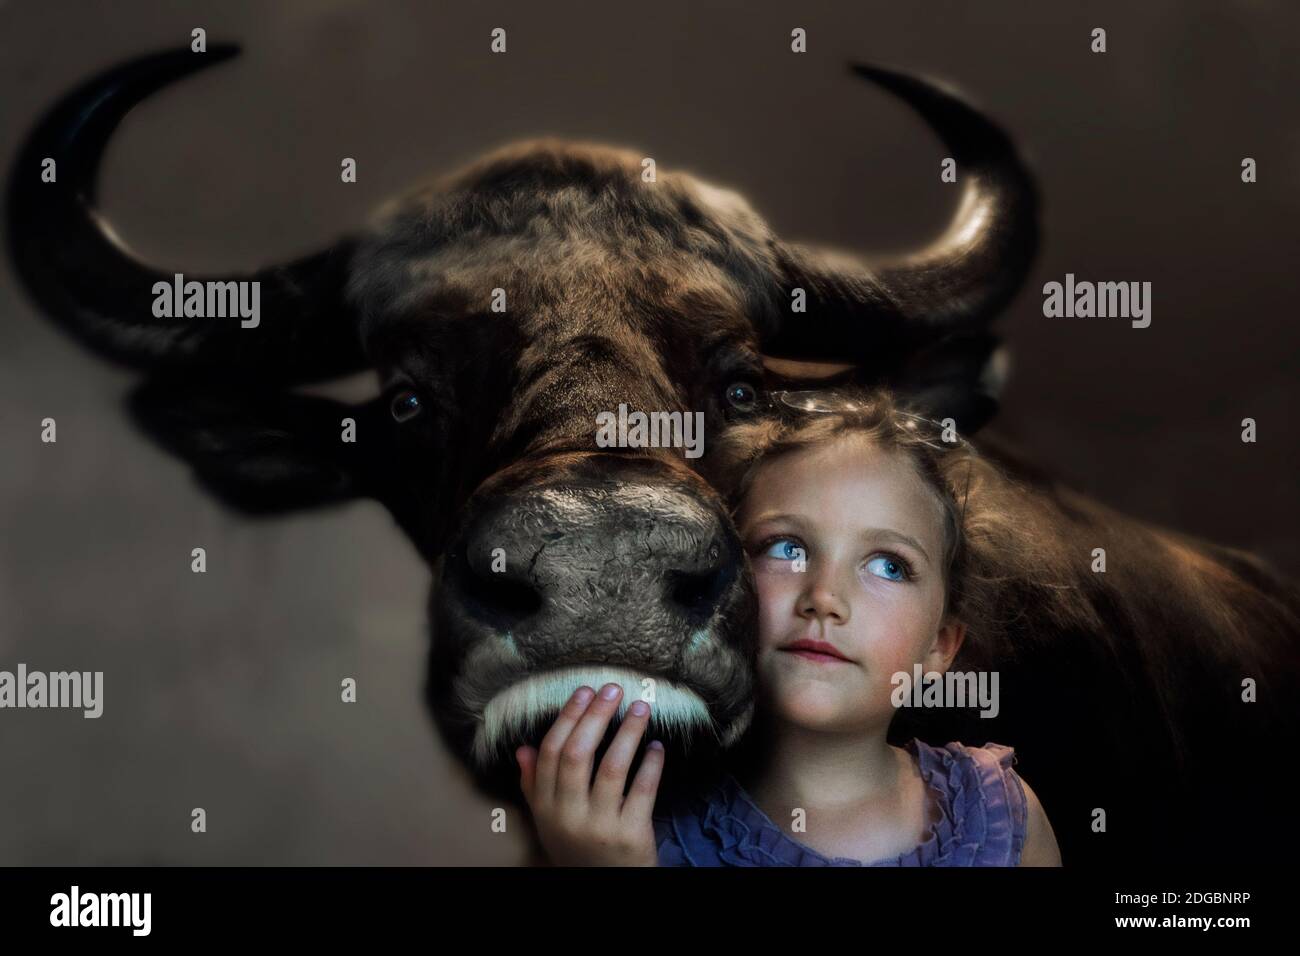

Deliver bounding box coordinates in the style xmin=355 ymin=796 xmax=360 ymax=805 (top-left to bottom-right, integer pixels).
xmin=345 ymin=137 xmax=787 ymax=346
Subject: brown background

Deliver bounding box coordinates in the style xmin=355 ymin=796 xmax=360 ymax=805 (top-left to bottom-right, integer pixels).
xmin=1 ymin=0 xmax=1295 ymax=864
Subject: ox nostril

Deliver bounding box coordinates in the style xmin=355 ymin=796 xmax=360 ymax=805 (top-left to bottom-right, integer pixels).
xmin=457 ymin=555 xmax=544 ymax=626
xmin=668 ymin=560 xmax=733 ymax=625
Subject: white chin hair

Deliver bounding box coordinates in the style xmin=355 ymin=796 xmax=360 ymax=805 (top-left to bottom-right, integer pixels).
xmin=472 ymin=665 xmax=713 ymax=767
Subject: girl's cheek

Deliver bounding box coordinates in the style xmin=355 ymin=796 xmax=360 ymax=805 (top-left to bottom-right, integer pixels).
xmin=753 ymin=572 xmax=799 ymax=646
xmin=856 ymin=585 xmax=939 ymax=665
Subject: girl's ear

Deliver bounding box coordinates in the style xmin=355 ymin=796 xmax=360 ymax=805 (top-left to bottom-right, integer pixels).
xmin=927 ymin=618 xmax=967 ymax=671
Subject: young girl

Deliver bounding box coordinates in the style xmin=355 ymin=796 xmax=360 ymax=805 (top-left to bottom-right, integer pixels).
xmin=514 ymin=388 xmax=1062 ymax=866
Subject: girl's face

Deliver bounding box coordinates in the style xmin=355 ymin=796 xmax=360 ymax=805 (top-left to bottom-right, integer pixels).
xmin=736 ymin=434 xmax=965 ymax=734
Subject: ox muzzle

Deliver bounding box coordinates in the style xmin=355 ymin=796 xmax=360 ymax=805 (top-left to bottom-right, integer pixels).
xmin=426 ymin=453 xmax=757 ymax=796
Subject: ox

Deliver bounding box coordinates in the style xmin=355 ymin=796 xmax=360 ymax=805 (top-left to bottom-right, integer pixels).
xmin=8 ymin=46 xmax=1297 ymax=867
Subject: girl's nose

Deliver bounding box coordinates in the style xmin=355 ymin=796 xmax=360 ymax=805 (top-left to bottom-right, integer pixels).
xmin=798 ymin=567 xmax=850 ymax=623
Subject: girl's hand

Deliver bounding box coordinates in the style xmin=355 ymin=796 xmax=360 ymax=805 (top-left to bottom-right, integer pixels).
xmin=516 ymin=683 xmax=666 ymax=866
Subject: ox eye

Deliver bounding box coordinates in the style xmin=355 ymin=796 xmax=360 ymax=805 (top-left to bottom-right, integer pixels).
xmin=390 ymin=390 xmax=424 ymax=423
xmin=725 ymin=382 xmax=758 ymax=412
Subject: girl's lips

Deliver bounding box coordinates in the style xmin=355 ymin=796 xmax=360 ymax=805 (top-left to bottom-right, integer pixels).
xmin=779 ymin=638 xmax=854 ymax=664
xmin=782 ymin=648 xmax=852 ymax=665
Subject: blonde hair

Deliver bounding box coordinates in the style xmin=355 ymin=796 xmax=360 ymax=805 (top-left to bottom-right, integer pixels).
xmin=713 ymin=387 xmax=1098 ymax=672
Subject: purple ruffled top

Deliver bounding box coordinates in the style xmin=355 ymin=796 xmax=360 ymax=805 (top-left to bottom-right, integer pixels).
xmin=653 ymin=738 xmax=1029 ymax=866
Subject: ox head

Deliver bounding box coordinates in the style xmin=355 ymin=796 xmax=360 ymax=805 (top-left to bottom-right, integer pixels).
xmin=8 ymin=46 xmax=1037 ymax=797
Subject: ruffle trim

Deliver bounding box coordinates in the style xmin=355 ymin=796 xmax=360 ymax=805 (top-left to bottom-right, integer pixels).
xmin=659 ymin=739 xmax=1026 ymax=867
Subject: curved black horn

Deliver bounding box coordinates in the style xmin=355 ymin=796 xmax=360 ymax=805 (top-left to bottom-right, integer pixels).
xmin=766 ymin=63 xmax=1039 ymax=363
xmin=6 ymin=46 xmax=364 ymax=384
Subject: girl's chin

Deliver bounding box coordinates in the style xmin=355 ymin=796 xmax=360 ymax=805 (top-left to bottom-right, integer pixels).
xmin=763 ymin=657 xmax=858 ymax=686
xmin=759 ymin=659 xmax=870 ymax=717
xmin=757 ymin=665 xmax=891 ymax=731
xmin=766 ymin=684 xmax=864 ymax=729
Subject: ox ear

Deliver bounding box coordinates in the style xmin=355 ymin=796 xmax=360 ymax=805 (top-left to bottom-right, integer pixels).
xmin=763 ymin=332 xmax=1008 ymax=434
xmin=884 ymin=332 xmax=1009 ymax=434
xmin=125 ymin=377 xmax=385 ymax=514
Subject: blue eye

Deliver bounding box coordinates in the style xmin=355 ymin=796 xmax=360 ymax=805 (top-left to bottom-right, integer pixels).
xmin=390 ymin=390 xmax=423 ymax=423
xmin=865 ymin=555 xmax=908 ymax=581
xmin=763 ymin=538 xmax=804 ymax=562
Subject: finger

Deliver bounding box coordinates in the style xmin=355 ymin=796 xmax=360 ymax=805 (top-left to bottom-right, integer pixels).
xmin=516 ymin=745 xmax=537 ymax=804
xmin=534 ymin=686 xmax=597 ymax=805
xmin=555 ymin=682 xmax=624 ymax=809
xmin=621 ymin=739 xmax=666 ymax=824
xmin=589 ymin=698 xmax=652 ymax=817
